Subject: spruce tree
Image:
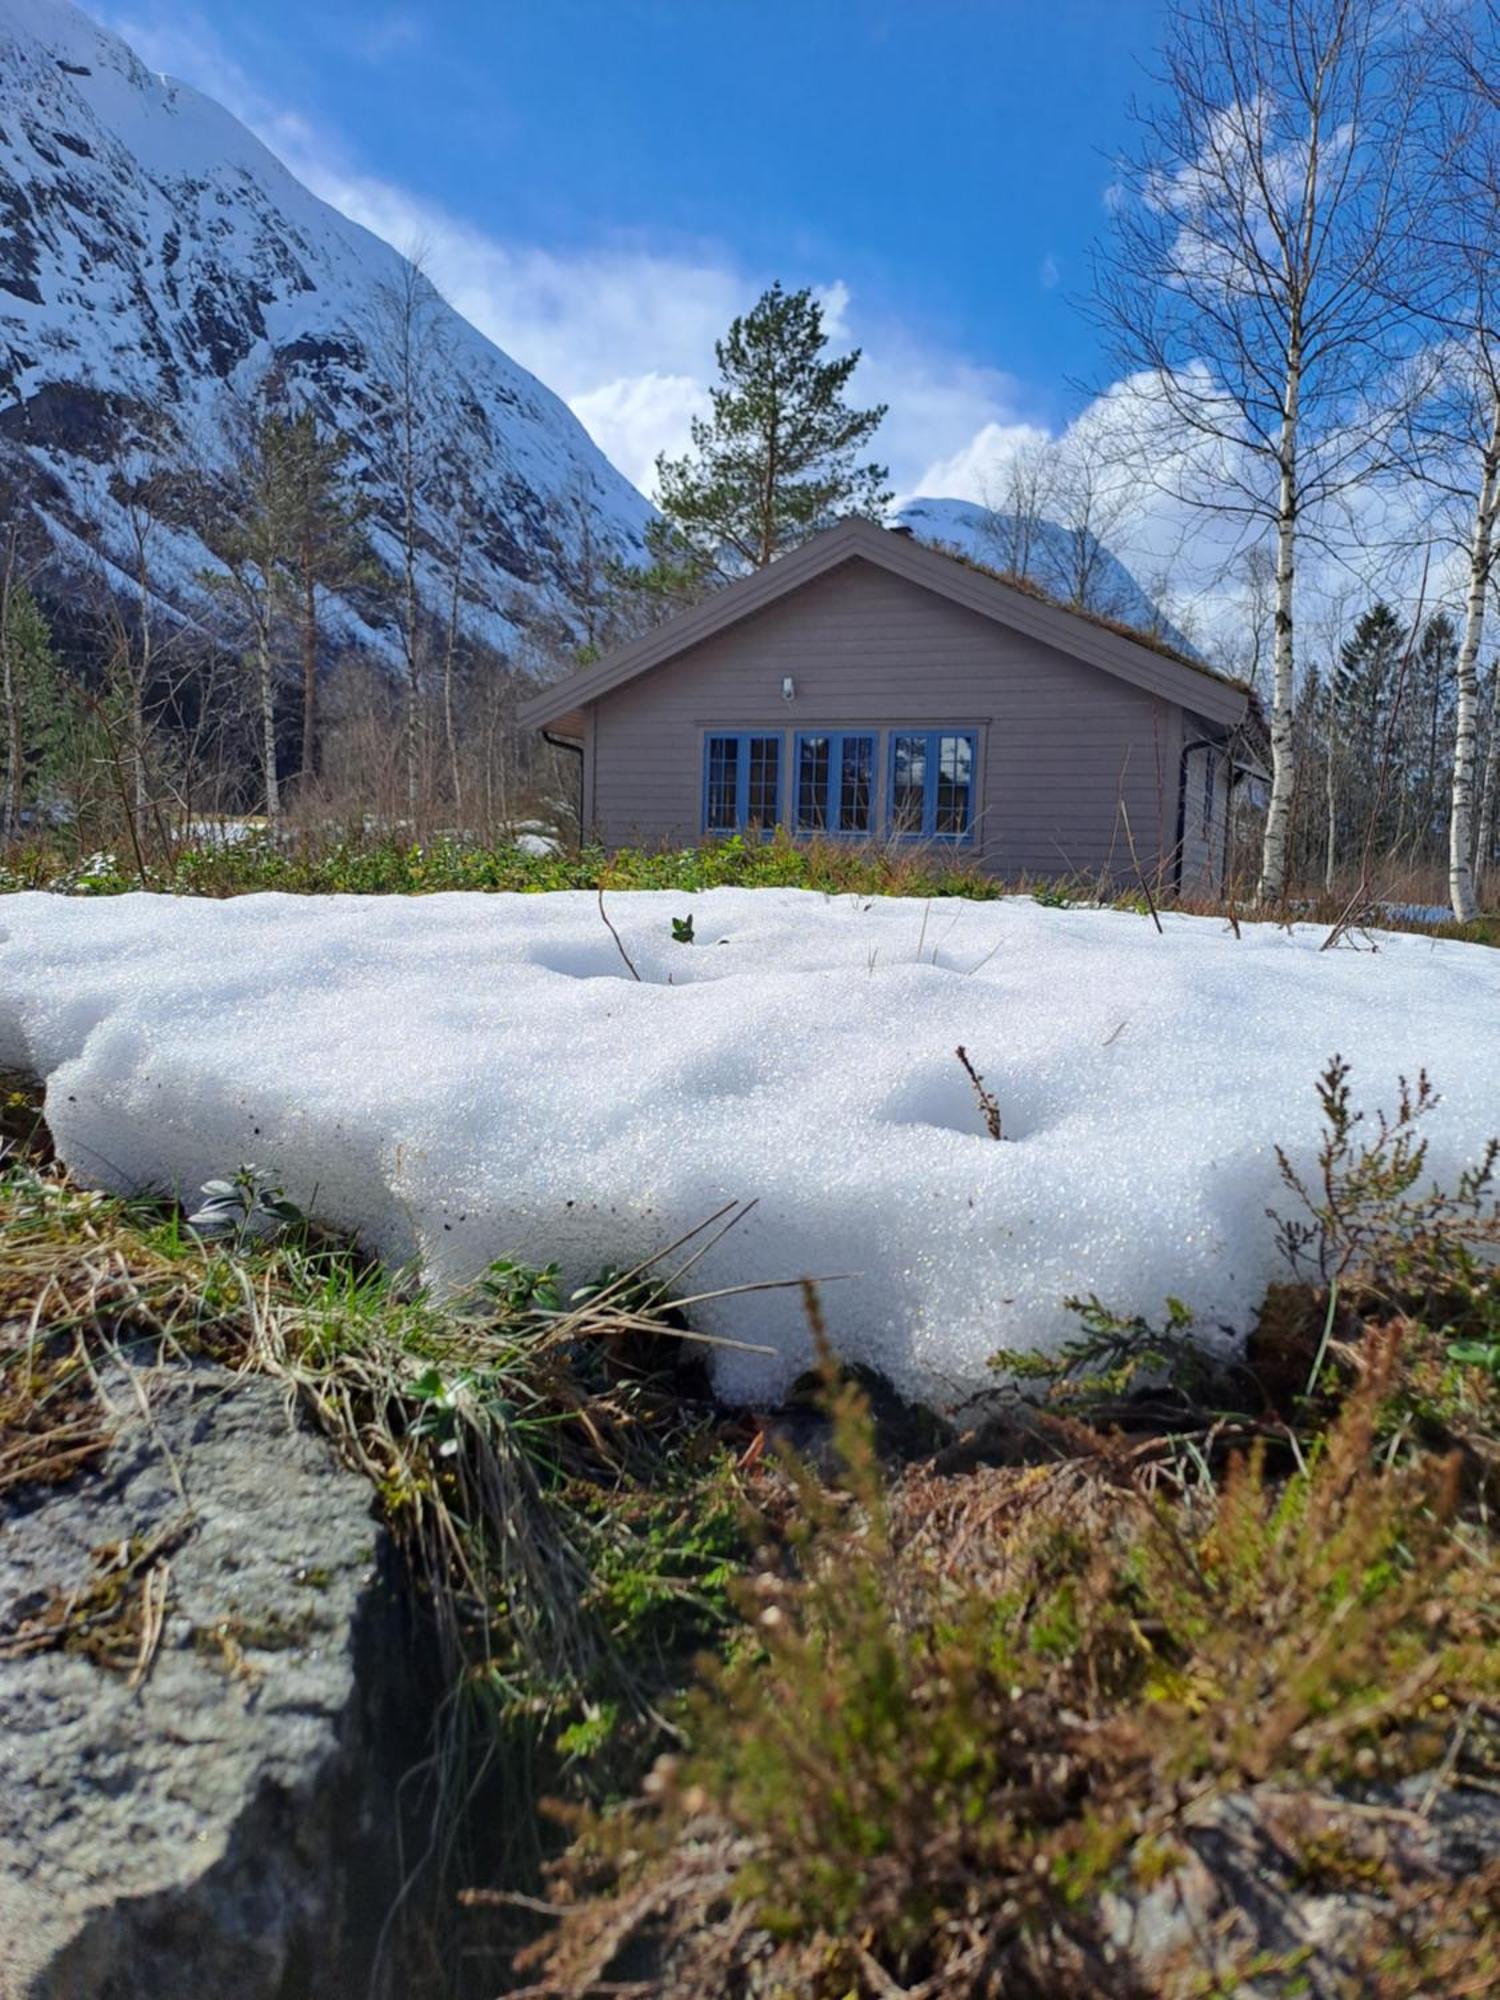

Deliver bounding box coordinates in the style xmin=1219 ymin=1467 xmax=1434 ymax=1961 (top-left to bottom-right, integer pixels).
xmin=651 ymin=282 xmax=890 ymax=588
xmin=1335 ymin=602 xmax=1408 ymax=858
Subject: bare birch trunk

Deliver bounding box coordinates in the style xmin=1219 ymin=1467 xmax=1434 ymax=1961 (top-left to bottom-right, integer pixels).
xmin=1475 ymin=657 xmax=1500 ymax=896
xmin=1448 ymin=392 xmax=1500 ymax=922
xmin=442 ymin=518 xmax=466 ymax=823
xmin=1259 ymin=347 xmax=1301 ymax=903
xmin=1336 ymin=696 xmax=1344 ymax=900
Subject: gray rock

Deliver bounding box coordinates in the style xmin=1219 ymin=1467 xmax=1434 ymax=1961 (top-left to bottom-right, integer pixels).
xmin=0 ymin=1353 xmax=420 ymax=1999
xmin=1101 ymin=1778 xmax=1500 ymax=1996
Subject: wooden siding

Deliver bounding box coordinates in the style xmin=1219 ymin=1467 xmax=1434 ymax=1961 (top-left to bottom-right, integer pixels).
xmin=1179 ymin=740 xmax=1230 ymax=895
xmin=587 ymin=554 xmax=1195 ymax=883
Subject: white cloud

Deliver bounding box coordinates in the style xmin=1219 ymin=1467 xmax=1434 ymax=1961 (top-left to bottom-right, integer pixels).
xmin=570 ymin=373 xmax=709 ymax=493
xmin=1040 ymin=252 xmax=1061 ymax=289
xmin=98 ymin=3 xmax=1461 ymax=657
xmin=907 ymin=420 xmax=1054 ymax=506
xmin=95 ymin=6 xmax=1052 ymax=506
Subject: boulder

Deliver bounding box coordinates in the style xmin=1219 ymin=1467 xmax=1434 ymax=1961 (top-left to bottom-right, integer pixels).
xmin=0 ymin=1352 xmax=420 ymax=1999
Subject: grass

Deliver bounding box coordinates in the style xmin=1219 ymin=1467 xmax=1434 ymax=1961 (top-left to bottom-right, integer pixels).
xmin=513 ymin=1073 xmax=1500 ymax=2000
xmin=4 ymin=825 xmax=1497 ymax=948
xmin=0 ymin=1110 xmax=766 ymax=1979
xmin=6 ymin=1059 xmax=1500 ymax=1997
xmin=522 ymin=1329 xmax=1500 ymax=1998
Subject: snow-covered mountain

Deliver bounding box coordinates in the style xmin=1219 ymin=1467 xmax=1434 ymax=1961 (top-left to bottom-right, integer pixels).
xmin=0 ymin=0 xmax=653 ymax=655
xmin=893 ymin=497 xmax=1191 ymax=653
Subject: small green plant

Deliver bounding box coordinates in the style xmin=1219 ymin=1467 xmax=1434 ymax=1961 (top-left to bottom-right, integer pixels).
xmin=478 ymin=1255 xmax=563 ymax=1316
xmin=530 ymin=1328 xmax=1500 ymax=1998
xmin=1031 ymin=880 xmax=1073 ymax=908
xmin=185 ymin=1164 xmax=303 ymax=1245
xmin=990 ymin=1292 xmax=1243 ymax=1409
xmin=671 ymin=913 xmax=695 ymax=944
xmin=1272 ymin=1056 xmax=1500 ymax=1299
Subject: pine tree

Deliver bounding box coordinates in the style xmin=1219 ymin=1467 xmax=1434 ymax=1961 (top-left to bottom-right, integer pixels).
xmin=651 ymin=283 xmax=890 ymax=589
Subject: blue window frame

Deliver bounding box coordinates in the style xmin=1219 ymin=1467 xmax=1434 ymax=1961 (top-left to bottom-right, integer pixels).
xmin=794 ymin=731 xmax=876 ymax=835
xmin=888 ymin=730 xmax=978 ymax=841
xmin=702 ymin=733 xmax=782 ymax=836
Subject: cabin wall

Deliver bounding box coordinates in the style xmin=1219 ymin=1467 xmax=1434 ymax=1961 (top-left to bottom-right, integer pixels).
xmin=587 ymin=554 xmax=1197 ymax=883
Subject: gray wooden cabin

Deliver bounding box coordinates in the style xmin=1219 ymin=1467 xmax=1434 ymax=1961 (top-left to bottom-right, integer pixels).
xmin=520 ymin=519 xmax=1256 ymax=891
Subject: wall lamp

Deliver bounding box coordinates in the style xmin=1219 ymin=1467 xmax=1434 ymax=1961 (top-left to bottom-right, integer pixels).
xmin=781 ymin=675 xmax=796 ymax=702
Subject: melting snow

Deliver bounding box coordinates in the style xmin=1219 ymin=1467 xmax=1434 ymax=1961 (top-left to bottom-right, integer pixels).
xmin=1 ymin=888 xmax=1495 ymax=1404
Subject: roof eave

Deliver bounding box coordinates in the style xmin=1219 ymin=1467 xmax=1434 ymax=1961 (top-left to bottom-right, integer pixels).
xmin=518 ymin=518 xmax=1247 ymax=730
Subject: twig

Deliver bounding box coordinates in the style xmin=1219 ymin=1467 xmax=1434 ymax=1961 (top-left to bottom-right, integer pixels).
xmin=1118 ymin=800 xmax=1164 ymax=934
xmin=127 ymin=1558 xmax=171 ymax=1693
xmin=955 ymin=1046 xmax=1003 ymax=1141
xmin=1418 ymin=1701 xmax=1475 ymax=1819
xmin=596 ymin=885 xmax=640 ymax=981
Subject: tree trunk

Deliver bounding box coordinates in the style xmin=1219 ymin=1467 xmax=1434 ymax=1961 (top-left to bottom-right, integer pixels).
xmin=1336 ymin=696 xmax=1344 ymax=900
xmin=257 ymin=623 xmax=281 ymax=827
xmin=1258 ymin=347 xmax=1301 ymax=903
xmin=133 ymin=544 xmax=152 ymax=819
xmin=442 ymin=520 xmax=466 ymax=823
xmin=300 ymin=557 xmax=318 ymax=785
xmin=0 ymin=546 xmax=19 ymax=845
xmin=1448 ymin=393 xmax=1500 ymax=922
xmin=1475 ymin=657 xmax=1500 ymax=898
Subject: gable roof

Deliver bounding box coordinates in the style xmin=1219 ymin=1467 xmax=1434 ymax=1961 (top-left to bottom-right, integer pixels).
xmin=519 ymin=518 xmax=1249 ymax=733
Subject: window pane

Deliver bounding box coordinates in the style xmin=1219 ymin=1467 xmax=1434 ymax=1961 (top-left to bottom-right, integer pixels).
xmin=838 ymin=735 xmax=874 ymax=833
xmin=706 ymin=735 xmax=738 ymax=832
xmin=934 ymin=734 xmax=973 ymax=836
xmin=891 ymin=735 xmax=926 ymax=833
xmin=747 ymin=736 xmax=780 ymax=830
xmin=797 ymin=736 xmax=830 ymax=830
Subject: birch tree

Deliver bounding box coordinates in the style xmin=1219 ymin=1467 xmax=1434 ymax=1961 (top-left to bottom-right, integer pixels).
xmin=1412 ymin=0 xmax=1500 ymax=919
xmin=202 ymin=411 xmax=300 ymax=825
xmin=1095 ymin=0 xmax=1436 ymax=901
xmin=1046 ymin=428 xmax=1134 ymax=614
xmin=976 ymin=440 xmax=1058 ymax=580
xmin=282 ymin=410 xmax=367 ymax=789
xmin=1476 ymin=649 xmax=1500 ymax=889
xmin=105 ymin=420 xmax=179 ymax=819
xmin=374 ymin=250 xmax=447 ymax=823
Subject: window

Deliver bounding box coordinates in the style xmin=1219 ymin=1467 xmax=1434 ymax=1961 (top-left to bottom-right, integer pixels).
xmin=888 ymin=730 xmax=978 ymax=841
xmin=703 ymin=733 xmax=782 ymax=836
xmin=795 ymin=732 xmax=875 ymax=835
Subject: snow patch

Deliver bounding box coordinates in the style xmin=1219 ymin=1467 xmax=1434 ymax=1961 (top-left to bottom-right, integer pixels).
xmin=2 ymin=888 xmax=1496 ymax=1404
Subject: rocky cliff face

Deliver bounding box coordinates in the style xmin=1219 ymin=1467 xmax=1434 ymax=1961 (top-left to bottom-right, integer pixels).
xmin=0 ymin=0 xmax=653 ymax=657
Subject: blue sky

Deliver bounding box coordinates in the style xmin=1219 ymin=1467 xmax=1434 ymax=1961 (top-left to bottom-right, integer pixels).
xmin=103 ymin=0 xmax=1173 ymax=501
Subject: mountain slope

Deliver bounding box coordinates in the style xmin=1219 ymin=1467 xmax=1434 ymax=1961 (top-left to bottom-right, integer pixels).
xmin=0 ymin=0 xmax=653 ymax=654
xmin=894 ymin=497 xmax=1191 ymax=653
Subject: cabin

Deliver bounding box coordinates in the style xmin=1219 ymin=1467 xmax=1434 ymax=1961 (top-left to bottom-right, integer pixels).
xmin=519 ymin=519 xmax=1258 ymax=891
